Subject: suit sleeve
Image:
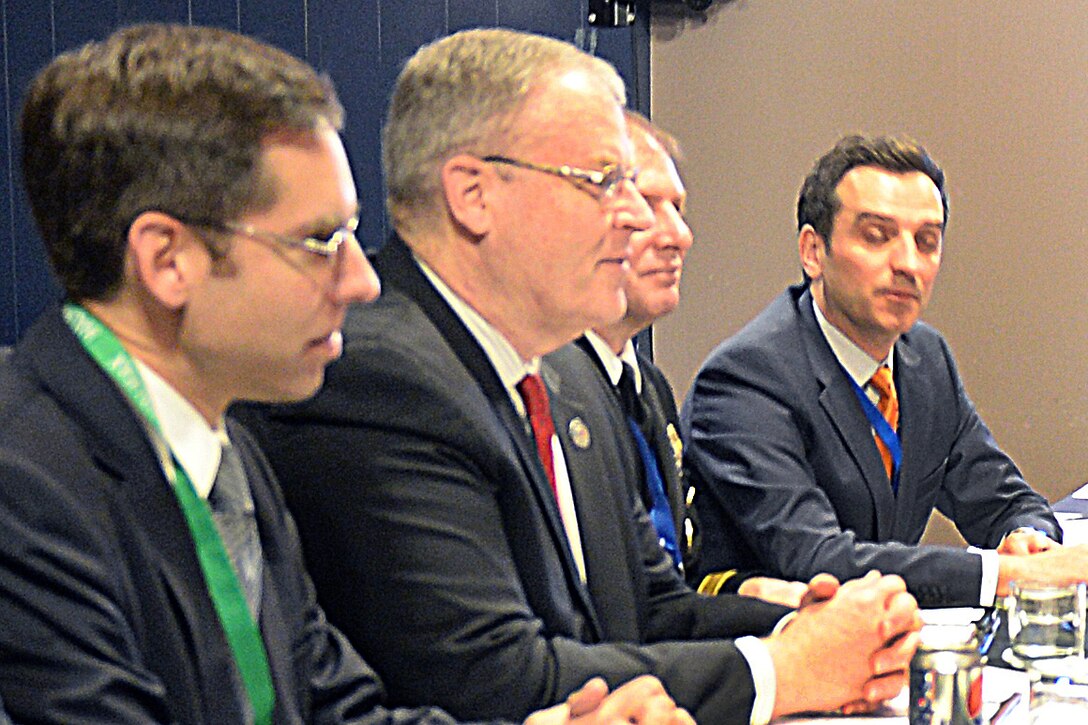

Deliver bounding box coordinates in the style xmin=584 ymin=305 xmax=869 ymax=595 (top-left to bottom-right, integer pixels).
xmin=0 ymin=452 xmax=182 ymax=723
xmin=683 ymin=341 xmax=991 ymax=607
xmin=923 ymin=335 xmax=1060 ymax=548
xmin=245 ymin=338 xmax=780 ymax=725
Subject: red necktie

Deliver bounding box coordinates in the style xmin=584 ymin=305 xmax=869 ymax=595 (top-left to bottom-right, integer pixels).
xmin=869 ymin=365 xmax=899 ymax=481
xmin=516 ymin=373 xmax=557 ymax=495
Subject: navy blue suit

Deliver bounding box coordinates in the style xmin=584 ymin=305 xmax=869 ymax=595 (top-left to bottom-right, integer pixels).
xmin=682 ymin=285 xmax=1059 ymax=607
xmin=0 ymin=307 xmax=462 ymax=724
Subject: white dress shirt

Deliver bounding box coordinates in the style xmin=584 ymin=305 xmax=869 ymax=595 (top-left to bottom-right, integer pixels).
xmin=417 ymin=260 xmax=587 ymax=582
xmin=134 ymin=359 xmax=226 ymax=501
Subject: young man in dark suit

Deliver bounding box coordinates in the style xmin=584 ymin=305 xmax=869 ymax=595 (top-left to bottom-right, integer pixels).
xmin=244 ymin=29 xmax=921 ymax=725
xmin=683 ymin=134 xmax=1088 ymax=608
xmin=0 ymin=23 xmax=686 ymax=725
xmin=572 ymin=113 xmax=808 ymax=608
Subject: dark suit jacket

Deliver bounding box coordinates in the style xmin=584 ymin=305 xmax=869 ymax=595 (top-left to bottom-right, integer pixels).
xmin=681 ymin=284 xmax=1060 ymax=607
xmin=239 ymin=235 xmax=791 ymax=725
xmin=0 ymin=307 xmax=460 ymax=724
xmin=572 ymin=337 xmax=702 ymax=573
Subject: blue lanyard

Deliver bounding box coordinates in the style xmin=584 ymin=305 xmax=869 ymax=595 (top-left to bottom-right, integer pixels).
xmin=625 ymin=418 xmax=682 ymax=570
xmin=847 ymin=372 xmax=901 ymax=493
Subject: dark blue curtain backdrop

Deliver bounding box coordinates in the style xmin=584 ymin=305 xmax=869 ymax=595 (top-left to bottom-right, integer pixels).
xmin=0 ymin=0 xmax=650 ymax=344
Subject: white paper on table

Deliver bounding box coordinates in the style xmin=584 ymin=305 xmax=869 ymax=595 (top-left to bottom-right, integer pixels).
xmin=1072 ymin=482 xmax=1088 ymax=499
xmin=919 ymin=607 xmax=984 ymax=626
xmin=1060 ymin=517 xmax=1088 ymax=547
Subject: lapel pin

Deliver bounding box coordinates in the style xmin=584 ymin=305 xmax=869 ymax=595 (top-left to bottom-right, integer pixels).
xmin=568 ymin=417 xmax=591 ymax=449
xmin=666 ymin=423 xmax=684 ymax=473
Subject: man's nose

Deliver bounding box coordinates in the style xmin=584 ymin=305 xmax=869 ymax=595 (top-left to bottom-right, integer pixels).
xmin=333 ymin=236 xmax=381 ymax=305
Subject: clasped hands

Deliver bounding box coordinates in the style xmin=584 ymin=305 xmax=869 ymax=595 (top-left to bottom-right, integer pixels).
xmin=766 ymin=570 xmax=922 ymax=718
xmin=524 ymin=676 xmax=694 ymax=725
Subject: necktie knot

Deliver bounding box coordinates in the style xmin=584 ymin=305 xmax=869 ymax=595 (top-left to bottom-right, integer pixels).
xmin=617 ymin=362 xmax=647 ymax=425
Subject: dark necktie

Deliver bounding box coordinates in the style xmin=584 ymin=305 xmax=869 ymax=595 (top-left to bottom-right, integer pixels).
xmin=516 ymin=373 xmax=557 ymax=495
xmin=209 ymin=442 xmax=263 ymax=620
xmin=617 ymin=363 xmax=682 ymax=568
xmin=868 ymin=365 xmax=899 ymax=483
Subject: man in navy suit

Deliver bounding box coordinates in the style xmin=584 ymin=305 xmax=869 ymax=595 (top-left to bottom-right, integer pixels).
xmin=573 ymin=113 xmax=808 ymax=607
xmin=245 ymin=29 xmax=921 ymax=725
xmin=683 ymin=134 xmax=1088 ymax=609
xmin=0 ymin=22 xmax=689 ymax=725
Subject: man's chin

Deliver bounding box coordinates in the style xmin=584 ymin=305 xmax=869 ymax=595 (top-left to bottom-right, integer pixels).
xmin=596 ymin=294 xmax=629 ymax=328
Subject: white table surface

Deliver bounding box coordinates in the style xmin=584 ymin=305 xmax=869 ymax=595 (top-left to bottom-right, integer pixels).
xmin=774 ymin=665 xmax=1030 ymax=724
xmin=778 ymin=487 xmax=1088 ymax=723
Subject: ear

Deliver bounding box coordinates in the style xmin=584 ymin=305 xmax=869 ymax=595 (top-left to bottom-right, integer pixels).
xmin=798 ymin=224 xmax=827 ymax=282
xmin=127 ymin=211 xmax=208 ymax=310
xmin=440 ymin=154 xmax=493 ymax=238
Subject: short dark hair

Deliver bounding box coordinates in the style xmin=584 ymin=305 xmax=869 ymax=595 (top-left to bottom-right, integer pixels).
xmin=797 ymin=134 xmax=948 ymax=247
xmin=21 ymin=23 xmax=343 ymax=302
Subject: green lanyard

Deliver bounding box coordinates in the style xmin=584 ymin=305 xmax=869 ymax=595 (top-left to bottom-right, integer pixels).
xmin=63 ymin=303 xmax=275 ymax=724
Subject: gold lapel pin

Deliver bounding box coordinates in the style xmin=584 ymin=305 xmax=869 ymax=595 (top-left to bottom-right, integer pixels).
xmin=568 ymin=417 xmax=591 ymax=449
xmin=666 ymin=423 xmax=684 ymax=474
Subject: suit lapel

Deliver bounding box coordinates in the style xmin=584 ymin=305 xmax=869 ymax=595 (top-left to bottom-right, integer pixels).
xmin=23 ymin=310 xmax=242 ymax=717
xmin=228 ymin=430 xmax=298 ymax=716
xmin=887 ymin=337 xmax=926 ymax=540
xmin=637 ymin=367 xmax=687 ymax=539
xmin=374 ymin=237 xmax=595 ymax=619
xmin=544 ymin=358 xmax=620 ymax=640
xmin=574 ymin=337 xmax=686 ymax=547
xmin=797 ymin=289 xmax=897 ymax=539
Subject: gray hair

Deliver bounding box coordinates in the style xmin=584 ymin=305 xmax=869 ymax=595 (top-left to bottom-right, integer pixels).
xmin=382 ymin=27 xmax=626 ymax=229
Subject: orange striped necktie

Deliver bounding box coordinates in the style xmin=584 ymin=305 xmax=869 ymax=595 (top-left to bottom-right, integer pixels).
xmin=868 ymin=365 xmax=899 ymax=481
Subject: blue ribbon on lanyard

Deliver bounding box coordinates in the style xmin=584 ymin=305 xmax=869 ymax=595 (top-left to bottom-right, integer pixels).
xmin=847 ymin=374 xmax=901 ymax=494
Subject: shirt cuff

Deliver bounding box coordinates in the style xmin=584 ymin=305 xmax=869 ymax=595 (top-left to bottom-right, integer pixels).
xmin=968 ymin=547 xmax=998 ymax=606
xmin=734 ymin=635 xmax=776 ymax=725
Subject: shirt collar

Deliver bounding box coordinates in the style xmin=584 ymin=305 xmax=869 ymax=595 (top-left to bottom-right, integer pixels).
xmin=416 ymin=257 xmax=539 ymax=417
xmin=583 ymin=330 xmax=642 ymax=393
xmin=134 ymin=359 xmax=225 ymax=499
xmin=811 ymin=296 xmax=893 ymax=388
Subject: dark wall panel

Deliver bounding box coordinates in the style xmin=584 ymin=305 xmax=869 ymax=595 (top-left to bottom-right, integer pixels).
xmin=308 ymin=0 xmax=384 ymax=251
xmin=5 ymin=2 xmax=57 ymax=343
xmin=116 ymin=1 xmax=190 ymax=25
xmin=0 ymin=0 xmax=649 ymax=344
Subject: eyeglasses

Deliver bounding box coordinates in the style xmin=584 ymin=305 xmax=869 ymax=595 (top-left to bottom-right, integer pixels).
xmin=185 ymin=216 xmax=360 ymax=258
xmin=482 ymin=155 xmax=638 ymax=200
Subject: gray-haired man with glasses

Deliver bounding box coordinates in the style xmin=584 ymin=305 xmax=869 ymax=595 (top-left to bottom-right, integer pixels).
xmin=243 ymin=27 xmax=921 ymax=725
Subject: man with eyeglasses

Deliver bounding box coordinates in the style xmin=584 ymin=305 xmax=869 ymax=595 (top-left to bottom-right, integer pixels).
xmin=243 ymin=28 xmax=921 ymax=725
xmin=0 ymin=23 xmax=693 ymax=724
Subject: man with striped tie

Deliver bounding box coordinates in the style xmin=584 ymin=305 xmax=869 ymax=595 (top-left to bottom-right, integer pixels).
xmin=682 ymin=134 xmax=1088 ymax=609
